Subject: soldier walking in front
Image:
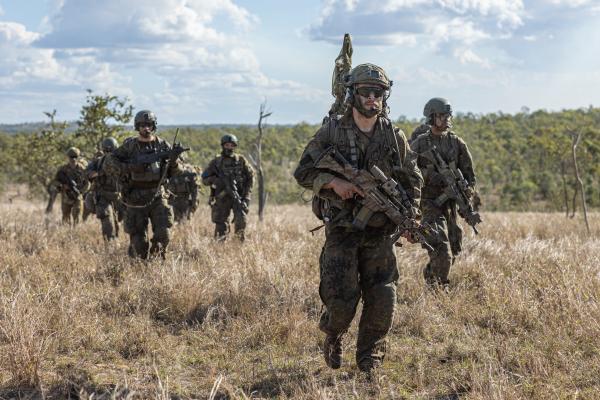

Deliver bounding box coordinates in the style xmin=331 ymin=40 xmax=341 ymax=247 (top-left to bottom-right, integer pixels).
xmin=411 ymin=98 xmax=478 ymax=287
xmin=201 ymin=134 xmax=254 ymax=241
xmin=294 ymin=64 xmax=422 ymax=373
xmin=105 ymin=110 xmax=184 ymax=259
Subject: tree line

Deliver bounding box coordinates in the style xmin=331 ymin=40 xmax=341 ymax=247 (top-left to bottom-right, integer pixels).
xmin=0 ymin=91 xmax=598 ymax=211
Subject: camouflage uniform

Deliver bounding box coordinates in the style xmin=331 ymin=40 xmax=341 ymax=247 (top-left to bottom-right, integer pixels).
xmin=294 ymin=114 xmax=422 ymax=371
xmin=409 ymin=123 xmax=430 ymax=144
xmin=105 ymin=136 xmax=181 ymax=259
xmin=53 ymin=153 xmax=89 ymax=225
xmin=411 ymin=128 xmax=476 ymax=285
xmin=167 ymin=164 xmax=200 ymax=222
xmin=202 ymin=154 xmax=254 ymax=240
xmin=87 ymin=154 xmax=125 ymax=240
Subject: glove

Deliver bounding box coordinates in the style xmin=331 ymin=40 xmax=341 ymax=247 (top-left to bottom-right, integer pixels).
xmin=242 ymin=198 xmax=250 ymax=213
xmin=464 ymin=186 xmax=474 ymax=198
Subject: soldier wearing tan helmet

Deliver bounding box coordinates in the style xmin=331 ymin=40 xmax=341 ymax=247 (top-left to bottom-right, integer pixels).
xmin=50 ymin=147 xmax=90 ymax=225
xmin=294 ymin=64 xmax=423 ymax=374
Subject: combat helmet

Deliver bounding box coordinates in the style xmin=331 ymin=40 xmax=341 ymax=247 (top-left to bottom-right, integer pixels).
xmin=134 ymin=110 xmax=157 ymax=130
xmin=66 ymin=147 xmax=80 ymax=158
xmin=345 ymin=63 xmax=392 ymax=90
xmin=221 ymin=134 xmax=239 ymax=146
xmin=101 ymin=137 xmax=118 ymax=153
xmin=424 ymin=98 xmax=452 ymax=119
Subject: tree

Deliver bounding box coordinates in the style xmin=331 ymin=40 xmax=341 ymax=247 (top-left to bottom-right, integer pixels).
xmin=12 ymin=110 xmax=72 ymax=196
xmin=249 ymin=101 xmax=272 ymax=222
xmin=75 ymin=89 xmax=133 ymax=153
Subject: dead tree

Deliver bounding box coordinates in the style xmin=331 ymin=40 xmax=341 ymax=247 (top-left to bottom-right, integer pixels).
xmin=251 ymin=101 xmax=272 ymax=222
xmin=569 ymin=130 xmax=590 ymax=234
xmin=560 ymin=159 xmax=569 ymax=218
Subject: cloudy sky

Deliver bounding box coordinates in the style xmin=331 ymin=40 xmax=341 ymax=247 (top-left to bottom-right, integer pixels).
xmin=1 ymin=0 xmax=599 ymax=124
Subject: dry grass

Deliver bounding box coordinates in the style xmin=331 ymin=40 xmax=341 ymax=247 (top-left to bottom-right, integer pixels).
xmin=1 ymin=201 xmax=599 ymax=399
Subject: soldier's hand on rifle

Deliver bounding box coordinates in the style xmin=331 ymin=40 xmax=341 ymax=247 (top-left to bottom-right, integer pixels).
xmin=401 ymin=230 xmax=418 ymax=244
xmin=463 ymin=186 xmax=474 ymax=198
xmin=324 ymin=177 xmax=365 ymax=200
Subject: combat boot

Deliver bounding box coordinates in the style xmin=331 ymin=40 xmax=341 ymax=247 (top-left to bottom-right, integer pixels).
xmin=323 ymin=334 xmax=343 ymax=369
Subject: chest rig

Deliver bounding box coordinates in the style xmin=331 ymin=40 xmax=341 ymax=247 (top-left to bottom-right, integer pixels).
xmin=313 ymin=117 xmax=406 ymax=228
xmin=130 ymin=140 xmax=166 ymax=183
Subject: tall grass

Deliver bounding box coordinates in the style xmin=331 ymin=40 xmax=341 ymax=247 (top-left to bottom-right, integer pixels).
xmin=1 ymin=202 xmax=599 ymax=399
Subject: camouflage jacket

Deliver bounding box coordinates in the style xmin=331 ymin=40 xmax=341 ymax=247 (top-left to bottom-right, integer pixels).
xmin=105 ymin=136 xmax=183 ymax=204
xmin=168 ymin=164 xmax=200 ymax=203
xmin=409 ymin=123 xmax=430 ymax=144
xmin=410 ymin=130 xmax=476 ymax=201
xmin=87 ymin=154 xmax=118 ymax=194
xmin=202 ymin=154 xmax=254 ymax=199
xmin=53 ymin=160 xmax=89 ymax=200
xmin=294 ymin=114 xmax=423 ymax=230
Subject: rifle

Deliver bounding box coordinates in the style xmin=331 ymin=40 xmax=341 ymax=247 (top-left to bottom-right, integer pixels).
xmin=56 ymin=170 xmax=81 ymax=201
xmin=124 ymin=142 xmax=189 ymax=165
xmin=324 ymin=33 xmax=353 ymax=123
xmin=216 ymin=170 xmax=247 ymax=214
xmin=315 ymin=147 xmax=436 ymax=252
xmin=424 ymin=146 xmax=482 ymax=234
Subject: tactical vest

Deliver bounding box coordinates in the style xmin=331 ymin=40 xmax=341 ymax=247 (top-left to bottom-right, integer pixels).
xmin=128 ymin=138 xmax=168 ymax=184
xmin=313 ymin=116 xmax=407 ymax=226
xmin=216 ymin=155 xmax=246 ymax=195
xmin=95 ymin=156 xmax=118 ymax=192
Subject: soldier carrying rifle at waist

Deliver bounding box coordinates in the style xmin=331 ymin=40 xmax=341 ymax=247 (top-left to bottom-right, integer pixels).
xmin=294 ymin=48 xmax=424 ymax=374
xmin=48 ymin=147 xmax=90 ymax=225
xmin=411 ymin=97 xmax=482 ymax=288
xmin=201 ymin=134 xmax=254 ymax=242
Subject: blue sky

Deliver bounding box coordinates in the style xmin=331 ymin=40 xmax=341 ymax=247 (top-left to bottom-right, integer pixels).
xmin=1 ymin=0 xmax=599 ymax=124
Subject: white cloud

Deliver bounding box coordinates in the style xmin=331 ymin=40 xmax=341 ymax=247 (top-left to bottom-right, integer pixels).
xmin=453 ymin=48 xmax=491 ymax=68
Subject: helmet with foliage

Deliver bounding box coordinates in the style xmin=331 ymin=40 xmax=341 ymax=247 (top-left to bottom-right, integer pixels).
xmin=134 ymin=110 xmax=157 ymax=130
xmin=221 ymin=134 xmax=239 ymax=146
xmin=101 ymin=137 xmax=119 ymax=153
xmin=66 ymin=147 xmax=80 ymax=158
xmin=345 ymin=63 xmax=392 ymax=90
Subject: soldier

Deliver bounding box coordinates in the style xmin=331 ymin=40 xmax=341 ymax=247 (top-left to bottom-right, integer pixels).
xmin=410 ymin=98 xmax=477 ymax=287
xmin=294 ymin=64 xmax=422 ymax=373
xmin=52 ymin=147 xmax=90 ymax=225
xmin=87 ymin=137 xmax=125 ymax=241
xmin=167 ymin=163 xmax=200 ymax=222
xmin=201 ymin=134 xmax=254 ymax=241
xmin=105 ymin=110 xmax=183 ymax=259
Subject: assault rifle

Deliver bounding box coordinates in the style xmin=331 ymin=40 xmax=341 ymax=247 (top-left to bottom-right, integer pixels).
xmin=56 ymin=170 xmax=81 ymax=201
xmin=125 ymin=142 xmax=189 ymax=165
xmin=216 ymin=170 xmax=247 ymax=214
xmin=425 ymin=146 xmax=482 ymax=234
xmin=315 ymin=147 xmax=436 ymax=252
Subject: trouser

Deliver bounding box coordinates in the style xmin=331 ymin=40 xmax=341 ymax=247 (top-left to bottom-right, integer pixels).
xmin=124 ymin=196 xmax=173 ymax=259
xmin=61 ymin=195 xmax=82 ymax=225
xmin=95 ymin=193 xmax=121 ymax=241
xmin=318 ymin=226 xmax=398 ymax=368
xmin=421 ymin=199 xmax=462 ymax=285
xmin=170 ymin=196 xmax=192 ymax=222
xmin=211 ymin=195 xmax=247 ymax=240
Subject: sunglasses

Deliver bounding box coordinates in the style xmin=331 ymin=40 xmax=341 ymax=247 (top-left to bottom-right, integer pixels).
xmin=355 ymin=86 xmax=385 ymax=98
xmin=138 ymin=122 xmax=154 ymax=128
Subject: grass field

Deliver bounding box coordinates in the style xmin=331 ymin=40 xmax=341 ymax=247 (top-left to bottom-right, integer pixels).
xmin=1 ymin=201 xmax=599 ymax=399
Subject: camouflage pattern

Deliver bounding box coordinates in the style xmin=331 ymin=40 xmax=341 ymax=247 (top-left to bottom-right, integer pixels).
xmin=53 ymin=159 xmax=89 ymax=225
xmin=105 ymin=136 xmax=181 ymax=258
xmin=202 ymin=154 xmax=254 ymax=240
xmin=87 ymin=154 xmax=125 ymax=240
xmin=294 ymin=114 xmax=422 ymax=370
xmin=411 ymin=128 xmax=476 ymax=285
xmin=409 ymin=123 xmax=430 ymax=144
xmin=167 ymin=164 xmax=200 ymax=222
